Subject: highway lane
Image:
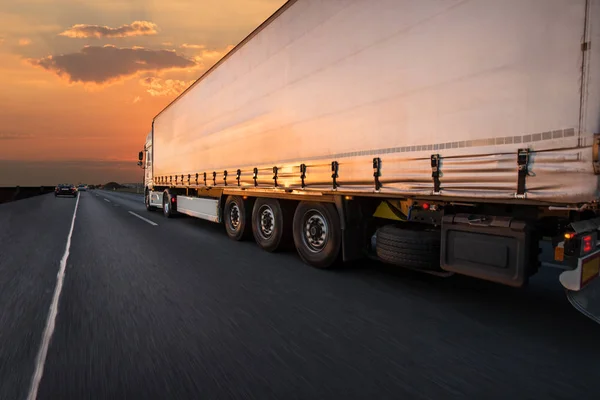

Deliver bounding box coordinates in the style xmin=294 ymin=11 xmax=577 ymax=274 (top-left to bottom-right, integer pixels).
xmin=0 ymin=192 xmax=79 ymax=400
xmin=1 ymin=190 xmax=599 ymax=399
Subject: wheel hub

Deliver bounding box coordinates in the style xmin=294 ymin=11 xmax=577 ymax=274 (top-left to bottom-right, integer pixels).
xmin=230 ymin=204 xmax=241 ymax=229
xmin=303 ymin=212 xmax=328 ymax=252
xmin=259 ymin=206 xmax=275 ymax=238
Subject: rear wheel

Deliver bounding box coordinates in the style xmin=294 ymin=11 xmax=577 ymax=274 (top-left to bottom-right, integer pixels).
xmin=251 ymin=198 xmax=293 ymax=252
xmin=292 ymin=202 xmax=341 ymax=269
xmin=224 ymin=196 xmax=252 ymax=241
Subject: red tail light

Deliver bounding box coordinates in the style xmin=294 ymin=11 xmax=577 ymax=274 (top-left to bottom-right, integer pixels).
xmin=583 ymin=235 xmax=593 ymax=253
xmin=171 ymin=197 xmax=176 ymax=203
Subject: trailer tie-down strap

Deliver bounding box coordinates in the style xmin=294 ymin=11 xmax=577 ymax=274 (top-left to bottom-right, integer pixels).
xmin=431 ymin=154 xmax=440 ymax=194
xmin=331 ymin=161 xmax=339 ymax=189
xmin=300 ymin=164 xmax=307 ymax=188
xmin=373 ymin=157 xmax=381 ymax=191
xmin=273 ymin=166 xmax=279 ymax=187
xmin=516 ymin=148 xmax=530 ymax=197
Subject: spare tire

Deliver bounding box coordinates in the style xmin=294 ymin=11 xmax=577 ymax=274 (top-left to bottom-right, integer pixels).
xmin=375 ymin=223 xmax=441 ymax=270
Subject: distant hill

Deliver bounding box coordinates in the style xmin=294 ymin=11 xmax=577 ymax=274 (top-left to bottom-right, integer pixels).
xmin=120 ymin=183 xmax=143 ymax=188
xmin=103 ymin=182 xmax=124 ymax=190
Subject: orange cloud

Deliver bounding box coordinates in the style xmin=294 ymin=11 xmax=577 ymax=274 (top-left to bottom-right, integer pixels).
xmin=19 ymin=38 xmax=32 ymax=46
xmin=139 ymin=77 xmax=193 ymax=96
xmin=28 ymin=45 xmax=195 ymax=84
xmin=181 ymin=43 xmax=205 ymax=49
xmin=190 ymin=45 xmax=235 ymax=70
xmin=59 ymin=21 xmax=158 ymax=39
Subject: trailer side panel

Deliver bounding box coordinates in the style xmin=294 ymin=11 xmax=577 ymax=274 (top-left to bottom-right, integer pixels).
xmin=153 ymin=0 xmax=597 ymax=204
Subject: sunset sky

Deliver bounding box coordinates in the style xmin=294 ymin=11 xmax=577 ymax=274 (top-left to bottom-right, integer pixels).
xmin=0 ymin=0 xmax=286 ymax=186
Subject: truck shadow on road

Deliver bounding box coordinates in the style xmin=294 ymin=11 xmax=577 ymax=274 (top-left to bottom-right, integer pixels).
xmin=176 ymin=212 xmax=597 ymax=336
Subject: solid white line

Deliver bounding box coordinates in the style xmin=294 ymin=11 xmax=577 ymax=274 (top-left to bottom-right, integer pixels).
xmin=128 ymin=211 xmax=158 ymax=226
xmin=27 ymin=191 xmax=80 ymax=400
xmin=104 ymin=198 xmax=110 ymax=203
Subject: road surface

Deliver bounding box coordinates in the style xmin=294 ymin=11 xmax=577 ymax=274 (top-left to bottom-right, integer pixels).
xmin=0 ymin=190 xmax=599 ymax=400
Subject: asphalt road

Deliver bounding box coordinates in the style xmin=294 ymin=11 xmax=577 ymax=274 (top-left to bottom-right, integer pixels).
xmin=1 ymin=190 xmax=599 ymax=400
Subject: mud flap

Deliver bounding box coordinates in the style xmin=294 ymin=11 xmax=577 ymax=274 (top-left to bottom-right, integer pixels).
xmin=566 ymin=277 xmax=600 ymax=324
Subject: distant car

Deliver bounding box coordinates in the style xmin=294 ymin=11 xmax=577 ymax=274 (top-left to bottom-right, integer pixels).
xmin=77 ymin=184 xmax=88 ymax=191
xmin=55 ymin=184 xmax=77 ymax=197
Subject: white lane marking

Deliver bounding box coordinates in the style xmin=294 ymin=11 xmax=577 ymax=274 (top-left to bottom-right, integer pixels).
xmin=104 ymin=198 xmax=110 ymax=203
xmin=27 ymin=191 xmax=80 ymax=400
xmin=128 ymin=211 xmax=158 ymax=226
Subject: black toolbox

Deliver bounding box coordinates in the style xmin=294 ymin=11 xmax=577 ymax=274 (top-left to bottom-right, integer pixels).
xmin=440 ymin=213 xmax=536 ymax=287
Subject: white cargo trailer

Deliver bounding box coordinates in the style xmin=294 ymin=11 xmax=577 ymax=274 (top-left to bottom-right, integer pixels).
xmin=138 ymin=0 xmax=600 ymax=322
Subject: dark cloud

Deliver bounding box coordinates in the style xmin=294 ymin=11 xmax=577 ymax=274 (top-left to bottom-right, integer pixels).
xmin=59 ymin=21 xmax=158 ymax=38
xmin=0 ymin=159 xmax=139 ymax=186
xmin=0 ymin=132 xmax=35 ymax=140
xmin=29 ymin=45 xmax=196 ymax=84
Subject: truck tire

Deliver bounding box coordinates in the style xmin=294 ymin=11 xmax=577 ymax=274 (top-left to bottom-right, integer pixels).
xmin=145 ymin=191 xmax=156 ymax=211
xmin=375 ymin=224 xmax=441 ymax=270
xmin=251 ymin=198 xmax=293 ymax=252
xmin=162 ymin=191 xmax=176 ymax=218
xmin=224 ymin=196 xmax=252 ymax=241
xmin=292 ymin=202 xmax=341 ymax=269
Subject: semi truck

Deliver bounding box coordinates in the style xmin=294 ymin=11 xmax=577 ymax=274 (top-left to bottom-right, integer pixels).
xmin=138 ymin=0 xmax=600 ymax=323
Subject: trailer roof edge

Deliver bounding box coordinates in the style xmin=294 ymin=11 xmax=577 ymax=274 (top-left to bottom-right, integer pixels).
xmin=151 ymin=0 xmax=298 ymax=125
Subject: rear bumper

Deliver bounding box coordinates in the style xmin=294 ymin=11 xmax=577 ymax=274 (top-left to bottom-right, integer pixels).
xmin=566 ymin=273 xmax=600 ymax=324
xmin=56 ymin=190 xmax=77 ymax=195
xmin=559 ymin=249 xmax=600 ymax=291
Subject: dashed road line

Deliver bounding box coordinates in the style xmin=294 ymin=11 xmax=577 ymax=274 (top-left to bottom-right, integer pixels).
xmin=128 ymin=211 xmax=158 ymax=226
xmin=104 ymin=198 xmax=110 ymax=203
